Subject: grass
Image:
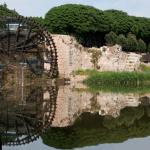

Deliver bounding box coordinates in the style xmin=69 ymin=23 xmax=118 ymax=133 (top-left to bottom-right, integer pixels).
xmin=82 ymin=85 xmax=150 ymax=93
xmin=84 ymin=71 xmax=150 ymax=86
xmin=139 ymin=64 xmax=150 ymax=72
xmin=79 ymin=70 xmax=150 ymax=93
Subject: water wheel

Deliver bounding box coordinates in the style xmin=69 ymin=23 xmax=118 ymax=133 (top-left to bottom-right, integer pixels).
xmin=0 ymin=16 xmax=58 ymax=78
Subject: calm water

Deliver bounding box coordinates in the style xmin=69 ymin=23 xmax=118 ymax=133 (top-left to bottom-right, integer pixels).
xmin=1 ymin=79 xmax=150 ymax=150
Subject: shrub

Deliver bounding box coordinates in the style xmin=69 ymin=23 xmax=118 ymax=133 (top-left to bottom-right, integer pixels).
xmin=105 ymin=31 xmax=117 ymax=45
xmin=126 ymin=33 xmax=138 ymax=52
xmin=116 ymin=34 xmax=127 ymax=50
xmin=147 ymin=43 xmax=150 ymax=53
xmin=138 ymin=39 xmax=146 ymax=52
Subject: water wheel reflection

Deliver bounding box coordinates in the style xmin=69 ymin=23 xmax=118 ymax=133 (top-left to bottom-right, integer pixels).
xmin=0 ymin=85 xmax=57 ymax=147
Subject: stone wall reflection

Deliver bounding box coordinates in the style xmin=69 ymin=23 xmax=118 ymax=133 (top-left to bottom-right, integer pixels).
xmin=52 ymin=85 xmax=150 ymax=127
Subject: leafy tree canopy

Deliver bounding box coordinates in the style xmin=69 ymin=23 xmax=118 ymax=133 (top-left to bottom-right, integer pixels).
xmin=104 ymin=9 xmax=134 ymax=35
xmin=0 ymin=3 xmax=18 ymax=17
xmin=45 ymin=4 xmax=110 ymax=34
xmin=1 ymin=3 xmax=150 ymax=52
xmin=44 ymin=4 xmax=150 ymax=52
xmin=0 ymin=3 xmax=19 ymax=28
xmin=45 ymin=4 xmax=110 ymax=46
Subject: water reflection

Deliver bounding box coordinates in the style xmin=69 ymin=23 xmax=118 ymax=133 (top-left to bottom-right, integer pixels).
xmin=52 ymin=86 xmax=150 ymax=127
xmin=42 ymin=85 xmax=150 ymax=149
xmin=43 ymin=107 xmax=150 ymax=149
xmin=1 ymin=79 xmax=150 ymax=149
xmin=0 ymin=85 xmax=57 ymax=148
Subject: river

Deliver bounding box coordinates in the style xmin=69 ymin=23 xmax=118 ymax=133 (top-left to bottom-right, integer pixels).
xmin=0 ymin=80 xmax=150 ymax=150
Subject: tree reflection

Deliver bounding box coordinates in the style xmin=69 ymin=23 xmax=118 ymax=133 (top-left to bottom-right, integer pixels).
xmin=42 ymin=104 xmax=150 ymax=149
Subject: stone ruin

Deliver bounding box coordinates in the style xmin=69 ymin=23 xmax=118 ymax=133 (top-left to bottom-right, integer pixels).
xmin=52 ymin=34 xmax=142 ymax=78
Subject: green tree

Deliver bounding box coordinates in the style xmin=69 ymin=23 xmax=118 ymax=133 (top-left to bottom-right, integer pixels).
xmin=0 ymin=4 xmax=19 ymax=28
xmin=104 ymin=10 xmax=134 ymax=35
xmin=45 ymin=4 xmax=110 ymax=47
xmin=116 ymin=34 xmax=127 ymax=50
xmin=126 ymin=33 xmax=138 ymax=52
xmin=0 ymin=4 xmax=18 ymax=17
xmin=3 ymin=2 xmax=7 ymax=8
xmin=32 ymin=17 xmax=45 ymax=26
xmin=105 ymin=31 xmax=117 ymax=45
xmin=138 ymin=39 xmax=146 ymax=52
xmin=44 ymin=4 xmax=150 ymax=51
xmin=147 ymin=43 xmax=150 ymax=53
xmin=131 ymin=24 xmax=139 ymax=35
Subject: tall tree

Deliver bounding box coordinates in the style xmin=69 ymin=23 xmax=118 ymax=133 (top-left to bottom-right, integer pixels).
xmin=104 ymin=10 xmax=134 ymax=35
xmin=45 ymin=4 xmax=110 ymax=47
xmin=116 ymin=34 xmax=127 ymax=50
xmin=138 ymin=39 xmax=146 ymax=52
xmin=0 ymin=4 xmax=18 ymax=17
xmin=105 ymin=31 xmax=117 ymax=46
xmin=126 ymin=33 xmax=138 ymax=52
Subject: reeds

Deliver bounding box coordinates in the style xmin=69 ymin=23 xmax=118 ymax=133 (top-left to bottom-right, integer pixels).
xmin=84 ymin=71 xmax=150 ymax=90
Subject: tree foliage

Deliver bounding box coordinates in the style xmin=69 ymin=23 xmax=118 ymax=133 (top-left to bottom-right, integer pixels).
xmin=126 ymin=33 xmax=138 ymax=52
xmin=32 ymin=17 xmax=45 ymax=26
xmin=148 ymin=43 xmax=150 ymax=53
xmin=104 ymin=10 xmax=134 ymax=35
xmin=1 ymin=3 xmax=150 ymax=52
xmin=116 ymin=34 xmax=127 ymax=50
xmin=138 ymin=39 xmax=147 ymax=52
xmin=0 ymin=4 xmax=19 ymax=28
xmin=0 ymin=3 xmax=18 ymax=17
xmin=44 ymin=4 xmax=150 ymax=52
xmin=45 ymin=4 xmax=110 ymax=47
xmin=105 ymin=31 xmax=117 ymax=46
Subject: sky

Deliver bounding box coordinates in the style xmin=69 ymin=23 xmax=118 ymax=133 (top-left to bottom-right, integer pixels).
xmin=0 ymin=0 xmax=149 ymax=18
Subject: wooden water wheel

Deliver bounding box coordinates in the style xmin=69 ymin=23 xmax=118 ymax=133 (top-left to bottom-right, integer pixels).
xmin=0 ymin=16 xmax=58 ymax=78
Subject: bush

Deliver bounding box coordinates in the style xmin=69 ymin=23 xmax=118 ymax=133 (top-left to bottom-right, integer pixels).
xmin=105 ymin=31 xmax=117 ymax=45
xmin=147 ymin=43 xmax=150 ymax=52
xmin=126 ymin=33 xmax=138 ymax=52
xmin=139 ymin=64 xmax=150 ymax=72
xmin=138 ymin=39 xmax=146 ymax=52
xmin=116 ymin=34 xmax=127 ymax=50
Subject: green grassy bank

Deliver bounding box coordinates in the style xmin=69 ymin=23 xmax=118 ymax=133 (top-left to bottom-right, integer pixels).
xmin=75 ymin=69 xmax=150 ymax=93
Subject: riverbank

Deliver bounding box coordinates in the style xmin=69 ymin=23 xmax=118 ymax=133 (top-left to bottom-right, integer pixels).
xmin=74 ymin=69 xmax=150 ymax=92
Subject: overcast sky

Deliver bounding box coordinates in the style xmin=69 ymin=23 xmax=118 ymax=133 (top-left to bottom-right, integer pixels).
xmin=0 ymin=0 xmax=149 ymax=18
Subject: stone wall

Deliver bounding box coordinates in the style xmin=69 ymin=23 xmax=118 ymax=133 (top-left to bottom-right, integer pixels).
xmin=97 ymin=45 xmax=142 ymax=72
xmin=51 ymin=34 xmax=142 ymax=78
xmin=52 ymin=34 xmax=93 ymax=78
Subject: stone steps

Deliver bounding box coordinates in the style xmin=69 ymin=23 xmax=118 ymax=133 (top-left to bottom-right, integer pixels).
xmin=125 ymin=53 xmax=140 ymax=71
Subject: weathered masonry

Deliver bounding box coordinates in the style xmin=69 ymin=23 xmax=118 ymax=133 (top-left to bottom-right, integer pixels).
xmin=52 ymin=34 xmax=142 ymax=78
